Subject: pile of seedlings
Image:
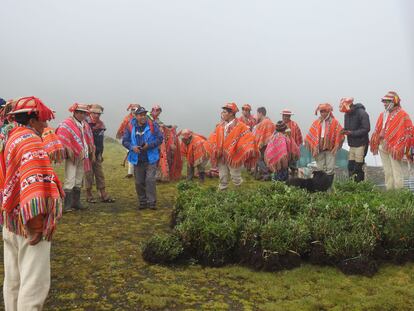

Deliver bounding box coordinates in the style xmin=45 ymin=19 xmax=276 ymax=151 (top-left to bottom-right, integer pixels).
xmin=142 ymin=180 xmax=414 ymax=276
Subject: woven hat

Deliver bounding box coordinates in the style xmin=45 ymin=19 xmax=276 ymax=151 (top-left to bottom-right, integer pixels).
xmin=275 ymin=120 xmax=287 ymax=132
xmin=89 ymin=104 xmax=104 ymax=114
xmin=69 ymin=103 xmax=89 ymax=113
xmin=179 ymin=129 xmax=193 ymax=139
xmin=242 ymin=104 xmax=252 ymax=111
xmin=315 ymin=103 xmax=333 ymax=115
xmin=222 ymin=102 xmax=239 ymax=114
xmin=127 ymin=103 xmax=140 ymax=111
xmin=8 ymin=96 xmax=55 ymax=122
xmin=381 ymin=91 xmax=400 ymax=105
xmin=280 ymin=109 xmax=294 ymax=115
xmin=339 ymin=97 xmax=354 ymax=113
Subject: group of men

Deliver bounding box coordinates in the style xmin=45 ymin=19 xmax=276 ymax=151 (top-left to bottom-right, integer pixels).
xmin=0 ymin=90 xmax=413 ymax=310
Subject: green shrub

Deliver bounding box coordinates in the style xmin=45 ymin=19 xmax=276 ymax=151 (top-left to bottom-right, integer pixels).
xmin=142 ymin=234 xmax=184 ymax=264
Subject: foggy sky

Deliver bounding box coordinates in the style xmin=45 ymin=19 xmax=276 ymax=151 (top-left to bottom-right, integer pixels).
xmin=1 ymin=0 xmax=413 ymax=166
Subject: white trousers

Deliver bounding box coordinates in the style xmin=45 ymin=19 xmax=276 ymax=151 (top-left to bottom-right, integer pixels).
xmin=63 ymin=158 xmax=84 ymax=190
xmin=3 ymin=227 xmax=51 ymax=311
xmin=379 ymin=144 xmax=403 ymax=190
xmin=128 ymin=162 xmax=134 ymax=175
xmin=218 ymin=161 xmax=243 ymax=190
xmin=315 ymin=151 xmax=336 ymax=175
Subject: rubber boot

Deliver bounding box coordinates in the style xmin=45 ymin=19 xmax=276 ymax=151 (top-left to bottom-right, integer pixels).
xmin=327 ymin=174 xmax=335 ymax=189
xmin=354 ymin=162 xmax=365 ymax=183
xmin=64 ymin=190 xmax=74 ymax=213
xmin=72 ymin=187 xmax=87 ymax=210
xmin=347 ymin=160 xmax=356 ymax=179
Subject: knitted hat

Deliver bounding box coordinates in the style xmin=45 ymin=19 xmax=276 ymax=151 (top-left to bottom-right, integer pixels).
xmin=315 ymin=103 xmax=333 ymax=115
xmin=275 ymin=120 xmax=288 ymax=132
xmin=89 ymin=104 xmax=104 ymax=114
xmin=127 ymin=103 xmax=140 ymax=111
xmin=69 ymin=103 xmax=89 ymax=113
xmin=179 ymin=129 xmax=193 ymax=139
xmin=381 ymin=91 xmax=400 ymax=105
xmin=242 ymin=104 xmax=252 ymax=111
xmin=339 ymin=97 xmax=354 ymax=113
xmin=280 ymin=109 xmax=294 ymax=115
xmin=222 ymin=102 xmax=239 ymax=114
xmin=8 ymin=96 xmax=55 ymax=122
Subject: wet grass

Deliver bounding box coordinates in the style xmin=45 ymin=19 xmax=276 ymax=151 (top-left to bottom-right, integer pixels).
xmin=1 ymin=139 xmax=414 ymax=310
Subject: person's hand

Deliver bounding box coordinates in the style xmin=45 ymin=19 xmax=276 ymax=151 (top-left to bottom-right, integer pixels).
xmin=29 ymin=232 xmax=43 ymax=246
xmin=141 ymin=144 xmax=149 ymax=151
xmin=132 ymin=146 xmax=141 ymax=153
xmin=340 ymin=129 xmax=351 ymax=136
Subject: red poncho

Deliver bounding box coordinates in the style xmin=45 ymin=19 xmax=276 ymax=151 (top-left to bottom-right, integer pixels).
xmin=208 ymin=119 xmax=258 ymax=168
xmin=265 ymin=132 xmax=300 ymax=172
xmin=253 ymin=117 xmax=276 ymax=150
xmin=158 ymin=126 xmax=183 ymax=181
xmin=181 ymin=134 xmax=209 ymax=167
xmin=42 ymin=127 xmax=66 ymax=163
xmin=0 ymin=125 xmax=63 ymax=240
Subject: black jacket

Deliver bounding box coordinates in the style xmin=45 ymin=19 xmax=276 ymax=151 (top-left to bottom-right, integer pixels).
xmin=344 ymin=103 xmax=370 ymax=147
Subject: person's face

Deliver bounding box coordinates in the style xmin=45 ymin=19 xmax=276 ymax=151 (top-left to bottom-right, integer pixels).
xmin=382 ymin=100 xmax=393 ymax=110
xmin=153 ymin=109 xmax=161 ymax=118
xmin=29 ymin=118 xmax=47 ymax=135
xmin=136 ymin=112 xmax=147 ymax=125
xmin=257 ymin=112 xmax=264 ymax=121
xmin=242 ymin=108 xmax=250 ymax=118
xmin=222 ymin=109 xmax=234 ymax=122
xmin=74 ymin=110 xmax=87 ymax=122
xmin=319 ymin=110 xmax=329 ymax=119
xmin=90 ymin=112 xmax=101 ymax=121
xmin=282 ymin=114 xmax=291 ymax=123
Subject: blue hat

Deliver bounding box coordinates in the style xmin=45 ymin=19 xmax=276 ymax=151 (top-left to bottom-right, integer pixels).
xmin=134 ymin=106 xmax=148 ymax=115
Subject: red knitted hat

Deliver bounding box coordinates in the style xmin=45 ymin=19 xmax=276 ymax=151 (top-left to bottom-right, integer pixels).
xmin=9 ymin=96 xmax=55 ymax=122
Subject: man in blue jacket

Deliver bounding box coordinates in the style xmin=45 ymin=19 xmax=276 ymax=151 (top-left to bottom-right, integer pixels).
xmin=122 ymin=106 xmax=163 ymax=209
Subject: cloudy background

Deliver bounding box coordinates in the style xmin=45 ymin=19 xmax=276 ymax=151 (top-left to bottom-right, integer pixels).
xmin=1 ymin=0 xmax=413 ymax=165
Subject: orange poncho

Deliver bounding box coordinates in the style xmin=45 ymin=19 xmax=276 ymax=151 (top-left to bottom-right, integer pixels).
xmin=305 ymin=115 xmax=344 ymax=157
xmin=370 ymin=107 xmax=413 ymax=161
xmin=181 ymin=134 xmax=209 ymax=167
xmin=208 ymin=119 xmax=258 ymax=168
xmin=116 ymin=114 xmax=134 ymax=139
xmin=253 ymin=117 xmax=276 ymax=150
xmin=285 ymin=120 xmax=303 ymax=146
xmin=42 ymin=127 xmax=66 ymax=163
xmin=159 ymin=126 xmax=183 ymax=181
xmin=238 ymin=115 xmax=256 ymax=130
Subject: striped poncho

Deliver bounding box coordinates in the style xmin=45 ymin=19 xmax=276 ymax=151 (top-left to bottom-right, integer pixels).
xmin=42 ymin=127 xmax=66 ymax=163
xmin=253 ymin=117 xmax=276 ymax=150
xmin=370 ymin=107 xmax=414 ymax=161
xmin=0 ymin=125 xmax=63 ymax=240
xmin=208 ymin=119 xmax=258 ymax=168
xmin=180 ymin=134 xmax=210 ymax=167
xmin=158 ymin=126 xmax=183 ymax=181
xmin=56 ymin=117 xmax=95 ymax=171
xmin=264 ymin=132 xmax=300 ymax=172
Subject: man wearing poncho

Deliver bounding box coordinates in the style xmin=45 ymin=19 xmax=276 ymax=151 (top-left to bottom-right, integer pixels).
xmin=0 ymin=96 xmax=63 ymax=310
xmin=265 ymin=121 xmax=300 ymax=181
xmin=370 ymin=91 xmax=414 ymax=190
xmin=339 ymin=97 xmax=371 ymax=182
xmin=305 ymin=103 xmax=344 ymax=185
xmin=253 ymin=107 xmax=275 ymax=180
xmin=85 ymin=104 xmax=114 ymax=203
xmin=117 ymin=104 xmax=140 ymax=178
xmin=179 ymin=129 xmax=210 ymax=182
xmin=208 ymin=103 xmax=258 ymax=190
xmin=56 ymin=103 xmax=95 ymax=212
xmin=238 ymin=104 xmax=256 ymax=130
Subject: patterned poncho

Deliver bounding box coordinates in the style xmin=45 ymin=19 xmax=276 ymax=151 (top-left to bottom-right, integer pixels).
xmin=56 ymin=117 xmax=95 ymax=171
xmin=264 ymin=132 xmax=300 ymax=172
xmin=305 ymin=115 xmax=344 ymax=157
xmin=370 ymin=107 xmax=414 ymax=161
xmin=0 ymin=125 xmax=63 ymax=240
xmin=253 ymin=117 xmax=276 ymax=150
xmin=42 ymin=127 xmax=66 ymax=163
xmin=285 ymin=120 xmax=303 ymax=146
xmin=238 ymin=115 xmax=256 ymax=130
xmin=208 ymin=119 xmax=258 ymax=168
xmin=158 ymin=126 xmax=183 ymax=181
xmin=180 ymin=134 xmax=210 ymax=167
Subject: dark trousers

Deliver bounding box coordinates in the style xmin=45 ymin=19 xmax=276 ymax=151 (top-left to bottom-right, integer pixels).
xmin=134 ymin=162 xmax=157 ymax=207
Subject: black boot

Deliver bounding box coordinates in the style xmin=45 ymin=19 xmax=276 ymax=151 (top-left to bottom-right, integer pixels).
xmin=64 ymin=190 xmax=74 ymax=213
xmin=348 ymin=160 xmax=356 ymax=179
xmin=72 ymin=187 xmax=87 ymax=210
xmin=354 ymin=163 xmax=365 ymax=183
xmin=327 ymin=174 xmax=335 ymax=189
xmin=199 ymin=172 xmax=206 ymax=183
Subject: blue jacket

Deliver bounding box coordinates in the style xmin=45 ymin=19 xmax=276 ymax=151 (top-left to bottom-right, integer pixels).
xmin=122 ymin=118 xmax=163 ymax=165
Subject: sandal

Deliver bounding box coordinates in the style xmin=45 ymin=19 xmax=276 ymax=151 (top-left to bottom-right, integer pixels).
xmin=86 ymin=197 xmax=98 ymax=203
xmin=101 ymin=196 xmax=115 ymax=203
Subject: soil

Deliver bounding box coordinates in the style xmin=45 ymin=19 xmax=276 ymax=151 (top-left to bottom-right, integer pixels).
xmin=336 ymin=256 xmax=378 ymax=276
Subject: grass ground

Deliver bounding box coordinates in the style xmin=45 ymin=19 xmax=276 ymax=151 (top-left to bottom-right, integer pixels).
xmin=1 ymin=139 xmax=414 ymax=310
